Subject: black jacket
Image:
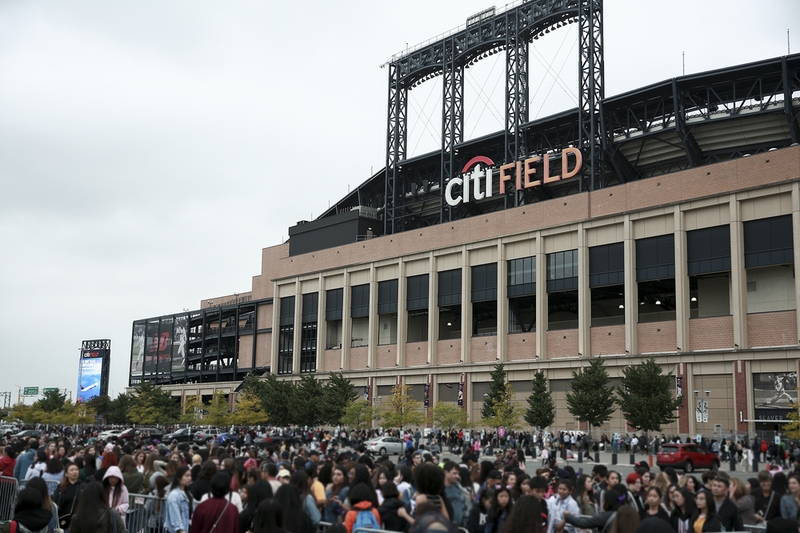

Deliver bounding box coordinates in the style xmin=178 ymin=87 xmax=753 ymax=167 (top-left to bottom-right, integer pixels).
xmin=379 ymin=498 xmax=410 ymax=532
xmin=715 ymin=496 xmax=743 ymax=531
xmin=753 ymin=490 xmax=779 ymax=521
xmin=692 ymin=514 xmax=723 ymax=532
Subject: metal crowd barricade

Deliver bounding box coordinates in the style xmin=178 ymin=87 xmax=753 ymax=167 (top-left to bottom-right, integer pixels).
xmin=126 ymin=492 xmax=168 ymax=533
xmin=0 ymin=476 xmax=19 ymax=522
xmin=17 ymin=478 xmax=60 ymax=497
xmin=354 ymin=528 xmax=398 ymax=533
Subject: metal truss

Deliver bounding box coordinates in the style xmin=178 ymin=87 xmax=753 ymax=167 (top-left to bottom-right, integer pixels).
xmin=504 ymin=9 xmax=530 ymax=209
xmin=385 ymin=63 xmax=408 ymax=235
xmin=441 ymin=37 xmax=464 ymax=223
xmin=82 ymin=339 xmax=111 ymax=350
xmin=578 ymin=0 xmax=604 ymax=191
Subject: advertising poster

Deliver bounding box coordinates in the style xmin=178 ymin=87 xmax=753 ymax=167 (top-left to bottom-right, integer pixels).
xmin=130 ymin=323 xmax=145 ymax=376
xmin=157 ymin=317 xmax=173 ymax=374
xmin=172 ymin=315 xmax=188 ymax=373
xmin=77 ymin=350 xmax=103 ymax=402
xmin=753 ymin=372 xmax=798 ymax=421
xmin=144 ymin=321 xmax=160 ymax=373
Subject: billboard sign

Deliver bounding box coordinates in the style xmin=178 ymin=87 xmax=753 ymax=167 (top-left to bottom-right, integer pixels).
xmin=157 ymin=317 xmax=173 ymax=374
xmin=172 ymin=315 xmax=188 ymax=373
xmin=753 ymin=372 xmax=797 ymax=418
xmin=77 ymin=350 xmax=104 ymax=402
xmin=23 ymin=387 xmax=38 ymax=396
xmin=130 ymin=322 xmax=145 ymax=376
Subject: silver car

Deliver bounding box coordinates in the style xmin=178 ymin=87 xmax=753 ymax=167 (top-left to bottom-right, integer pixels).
xmin=365 ymin=436 xmax=405 ymax=456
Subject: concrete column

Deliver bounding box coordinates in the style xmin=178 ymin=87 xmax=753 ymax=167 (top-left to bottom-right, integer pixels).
xmin=497 ymin=242 xmax=508 ymax=362
xmin=368 ymin=265 xmax=378 ymax=369
xmin=578 ymin=223 xmax=590 ymax=357
xmin=675 ymin=206 xmax=689 ymax=353
xmin=428 ymin=253 xmax=439 ymax=365
xmin=317 ymin=275 xmax=327 ymax=371
xmin=270 ymin=281 xmax=280 ymax=373
xmin=623 ymin=215 xmax=637 ymax=355
xmin=341 ymin=271 xmax=351 ymax=371
xmin=292 ymin=281 xmax=302 ymax=375
xmin=397 ymin=260 xmax=407 ymax=367
xmin=536 ymin=232 xmax=547 ymax=359
xmin=729 ymin=195 xmax=748 ymax=349
xmin=461 ymin=247 xmax=471 ymax=365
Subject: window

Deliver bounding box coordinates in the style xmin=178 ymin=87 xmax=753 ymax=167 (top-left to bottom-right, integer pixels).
xmin=325 ymin=288 xmax=343 ymax=349
xmin=439 ymin=270 xmax=462 ymax=340
xmin=744 ymin=216 xmax=796 ymax=313
xmin=637 ymin=235 xmax=675 ymax=323
xmin=378 ymin=279 xmax=398 ymax=345
xmin=590 ymin=243 xmax=624 ymax=327
xmin=688 ymin=226 xmax=731 ymax=318
xmin=278 ymin=296 xmax=294 ymax=374
xmin=300 ymin=293 xmax=318 ymax=373
xmin=472 ymin=264 xmax=497 ymax=336
xmin=351 ymin=285 xmax=370 ymax=347
xmin=508 ymin=257 xmax=536 ymax=333
xmin=407 ymin=275 xmax=429 ymax=342
xmin=547 ymin=250 xmax=578 ymax=330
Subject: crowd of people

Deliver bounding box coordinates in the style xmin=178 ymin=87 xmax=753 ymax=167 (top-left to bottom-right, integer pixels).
xmin=0 ymin=426 xmax=799 ymax=533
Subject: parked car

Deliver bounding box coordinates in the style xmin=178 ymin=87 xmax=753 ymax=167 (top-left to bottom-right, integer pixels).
xmin=12 ymin=429 xmax=41 ymax=439
xmin=98 ymin=429 xmax=124 ymax=440
xmin=194 ymin=428 xmax=224 ymax=444
xmin=656 ymin=443 xmax=719 ymax=472
xmin=365 ymin=436 xmax=405 ymax=456
xmin=163 ymin=427 xmax=196 ymax=443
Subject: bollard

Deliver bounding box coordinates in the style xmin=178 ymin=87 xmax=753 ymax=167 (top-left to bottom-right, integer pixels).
xmin=630 ymin=454 xmax=636 ymax=465
xmin=561 ymin=448 xmax=567 ymax=460
xmin=730 ymin=456 xmax=736 ymax=472
xmin=649 ymin=455 xmax=653 ymax=467
xmin=612 ymin=453 xmax=617 ymax=465
xmin=595 ymin=451 xmax=600 ymax=463
xmin=753 ymin=457 xmax=759 ymax=473
xmin=578 ymin=450 xmax=583 ymax=463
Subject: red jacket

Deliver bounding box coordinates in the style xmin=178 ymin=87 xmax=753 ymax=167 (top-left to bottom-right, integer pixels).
xmin=190 ymin=496 xmax=240 ymax=533
xmin=0 ymin=456 xmax=15 ymax=477
xmin=344 ymin=501 xmax=381 ymax=533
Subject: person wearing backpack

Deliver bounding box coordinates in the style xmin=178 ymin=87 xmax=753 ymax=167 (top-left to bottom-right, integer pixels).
xmin=0 ymin=488 xmax=52 ymax=533
xmin=345 ymin=483 xmax=382 ymax=533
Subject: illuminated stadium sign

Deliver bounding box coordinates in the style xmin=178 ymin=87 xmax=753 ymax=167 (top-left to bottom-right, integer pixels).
xmin=445 ymin=148 xmax=583 ymax=207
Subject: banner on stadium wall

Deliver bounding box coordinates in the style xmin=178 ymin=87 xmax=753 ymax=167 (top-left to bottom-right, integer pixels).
xmin=144 ymin=321 xmax=160 ymax=373
xmin=157 ymin=317 xmax=173 ymax=374
xmin=172 ymin=315 xmax=188 ymax=373
xmin=130 ymin=323 xmax=145 ymax=376
xmin=753 ymin=372 xmax=797 ymax=418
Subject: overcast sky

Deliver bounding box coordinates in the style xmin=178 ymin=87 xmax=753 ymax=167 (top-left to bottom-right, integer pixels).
xmin=1 ymin=0 xmax=798 ymax=407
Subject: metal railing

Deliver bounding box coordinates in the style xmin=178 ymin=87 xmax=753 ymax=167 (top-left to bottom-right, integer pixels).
xmin=126 ymin=492 xmax=167 ymax=533
xmin=0 ymin=476 xmax=18 ymax=522
xmin=18 ymin=478 xmax=60 ymax=497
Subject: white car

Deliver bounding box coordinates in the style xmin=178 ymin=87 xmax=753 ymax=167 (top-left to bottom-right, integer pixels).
xmin=365 ymin=436 xmax=405 ymax=456
xmin=98 ymin=429 xmax=124 ymax=440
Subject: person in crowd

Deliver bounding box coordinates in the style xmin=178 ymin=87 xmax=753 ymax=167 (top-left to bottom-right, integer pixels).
xmin=191 ymin=471 xmax=241 ymax=533
xmin=483 ymin=485 xmax=512 ymax=533
xmin=192 ymin=460 xmax=218 ymax=501
xmin=691 ymin=490 xmax=721 ymax=532
xmin=13 ymin=440 xmax=38 ymax=482
xmin=573 ymin=473 xmax=597 ymax=524
xmin=564 ymin=487 xmax=628 ymax=533
xmin=79 ymin=453 xmax=97 ymax=483
xmin=142 ymin=453 xmax=162 ymax=494
xmin=164 ymin=466 xmax=193 ymax=533
xmin=274 ymin=484 xmax=314 ymax=533
xmin=753 ymin=470 xmax=780 ymax=522
xmin=26 ymin=477 xmax=59 ymax=533
xmin=69 ymin=481 xmax=127 ymax=533
xmin=779 ymin=472 xmax=800 ymax=521
xmin=0 ymin=488 xmax=53 ymax=533
xmin=239 ymin=480 xmax=273 ymax=533
xmin=251 ymin=500 xmax=285 ymax=533
xmin=144 ymin=475 xmax=170 ymax=533
xmin=709 ymin=474 xmax=742 ymax=531
xmin=373 ymin=466 xmax=391 ymax=505
xmin=325 ymin=465 xmax=351 ymax=524
xmin=443 ymin=460 xmax=469 ymax=528
xmin=413 ymin=463 xmax=452 ymax=520
xmin=102 ymin=465 xmax=130 ymax=516
xmin=728 ymin=477 xmax=756 ymax=526
xmin=680 ymin=476 xmax=700 ymax=494
xmin=344 ymin=483 xmax=382 ymax=533
xmin=670 ymin=488 xmax=697 ymax=533
xmin=640 ymin=487 xmax=670 ymax=523
xmin=497 ymin=495 xmax=544 ymax=533
xmin=290 ymin=470 xmax=320 ymax=527
xmin=41 ymin=458 xmax=64 ymax=485
xmin=0 ymin=446 xmax=16 ymax=478
xmin=625 ymin=474 xmax=645 ymax=515
xmin=54 ymin=461 xmax=84 ymax=533
xmin=25 ymin=450 xmax=49 ymax=480
xmin=467 ymin=487 xmax=493 ymax=533
xmin=379 ymin=481 xmax=414 ymax=532
xmin=118 ymin=454 xmax=143 ymax=495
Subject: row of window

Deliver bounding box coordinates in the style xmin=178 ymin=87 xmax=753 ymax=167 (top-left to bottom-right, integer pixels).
xmin=276 ymin=215 xmax=796 ymax=371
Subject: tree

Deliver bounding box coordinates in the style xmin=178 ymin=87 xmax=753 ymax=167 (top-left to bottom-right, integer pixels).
xmin=206 ymin=392 xmax=231 ymax=427
xmin=128 ymin=383 xmax=180 ymax=425
xmin=783 ymin=390 xmax=800 ymax=439
xmin=8 ymin=403 xmax=37 ymax=424
xmin=566 ymin=358 xmax=616 ymax=435
xmin=381 ymin=384 xmax=426 ymax=430
xmin=432 ymin=403 xmax=469 ymax=433
xmin=341 ymin=400 xmax=377 ymax=430
xmin=232 ymin=392 xmax=268 ymax=425
xmin=616 ymin=358 xmax=683 ymax=433
xmin=181 ymin=395 xmax=204 ymax=425
xmin=482 ymin=363 xmax=507 ymax=420
xmin=262 ymin=374 xmax=294 ymax=427
xmin=292 ymin=375 xmax=324 ymax=427
xmin=107 ymin=393 xmax=132 ymax=425
xmin=34 ymin=390 xmax=67 ymax=413
xmin=321 ymin=373 xmax=358 ymax=425
xmin=482 ymin=382 xmax=524 ymax=430
xmin=86 ymin=395 xmax=111 ymax=418
xmin=525 ymin=371 xmax=556 ymax=429
xmin=60 ymin=401 xmax=96 ymax=425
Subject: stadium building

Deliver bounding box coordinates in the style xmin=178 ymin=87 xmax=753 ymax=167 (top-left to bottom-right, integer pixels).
xmin=130 ymin=0 xmax=800 ymax=439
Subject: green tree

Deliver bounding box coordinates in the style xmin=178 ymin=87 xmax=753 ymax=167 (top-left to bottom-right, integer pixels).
xmin=232 ymin=392 xmax=269 ymax=425
xmin=616 ymin=358 xmax=683 ymax=433
xmin=206 ymin=392 xmax=231 ymax=427
xmin=86 ymin=395 xmax=111 ymax=419
xmin=34 ymin=389 xmax=67 ymax=413
xmin=432 ymin=403 xmax=469 ymax=433
xmin=482 ymin=363 xmax=507 ymax=420
xmin=783 ymin=390 xmax=800 ymax=439
xmin=321 ymin=373 xmax=358 ymax=425
xmin=341 ymin=400 xmax=377 ymax=430
xmin=7 ymin=403 xmax=34 ymax=423
xmin=382 ymin=384 xmax=426 ymax=430
xmin=292 ymin=375 xmax=324 ymax=427
xmin=566 ymin=358 xmax=616 ymax=435
xmin=107 ymin=393 xmax=132 ymax=425
xmin=128 ymin=383 xmax=180 ymax=425
xmin=482 ymin=382 xmax=524 ymax=430
xmin=181 ymin=395 xmax=204 ymax=425
xmin=525 ymin=371 xmax=556 ymax=429
xmin=262 ymin=374 xmax=294 ymax=426
xmin=240 ymin=373 xmax=267 ymax=397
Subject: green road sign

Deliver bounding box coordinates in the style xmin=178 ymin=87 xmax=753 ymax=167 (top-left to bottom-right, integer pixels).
xmin=42 ymin=388 xmax=59 ymax=393
xmin=23 ymin=387 xmax=39 ymax=396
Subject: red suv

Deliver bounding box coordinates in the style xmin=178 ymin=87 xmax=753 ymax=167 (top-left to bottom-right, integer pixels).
xmin=656 ymin=443 xmax=719 ymax=472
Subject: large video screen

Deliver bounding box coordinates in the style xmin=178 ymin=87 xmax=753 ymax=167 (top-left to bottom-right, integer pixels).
xmin=77 ymin=350 xmax=105 ymax=402
xmin=130 ymin=323 xmax=145 ymax=377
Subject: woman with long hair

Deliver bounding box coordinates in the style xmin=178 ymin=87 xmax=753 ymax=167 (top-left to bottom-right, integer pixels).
xmin=80 ymin=453 xmax=97 ymax=483
xmin=251 ymin=500 xmax=286 ymax=533
xmin=729 ymin=477 xmax=757 ymax=526
xmin=290 ymin=470 xmax=321 ymax=527
xmin=641 ymin=487 xmax=670 ymax=522
xmin=670 ymin=488 xmax=697 ymax=533
xmin=497 ymin=494 xmax=543 ymax=533
xmin=134 ymin=451 xmax=146 ymax=474
xmin=102 ymin=465 xmax=130 ymax=516
xmin=680 ymin=475 xmax=700 ymax=494
xmin=95 ymin=451 xmax=118 ymax=482
xmin=69 ymin=481 xmax=127 ymax=533
xmin=25 ymin=449 xmax=49 ymax=480
xmin=325 ymin=465 xmax=350 ymax=523
xmin=144 ymin=475 xmax=170 ymax=533
xmin=275 ymin=483 xmax=314 ymax=533
xmin=240 ymin=480 xmax=274 ymax=533
xmin=372 ymin=466 xmax=391 ymax=505
xmin=573 ymin=474 xmax=597 ymax=520
xmin=164 ymin=466 xmax=193 ymax=533
xmin=54 ymin=461 xmax=84 ymax=533
xmin=691 ymin=490 xmax=721 ymax=532
xmin=780 ymin=472 xmax=800 ymax=521
xmin=191 ymin=460 xmax=217 ymax=501
xmin=26 ymin=476 xmax=58 ymax=533
xmin=0 ymin=488 xmax=52 ymax=533
xmin=565 ymin=488 xmax=629 ymax=533
xmin=609 ymin=505 xmax=639 ymax=533
xmin=41 ymin=458 xmax=65 ymax=485
xmin=142 ymin=452 xmax=161 ymax=493
xmin=484 ymin=486 xmax=513 ymax=533
xmin=119 ymin=454 xmax=144 ymax=495
xmin=191 ymin=472 xmax=241 ymax=533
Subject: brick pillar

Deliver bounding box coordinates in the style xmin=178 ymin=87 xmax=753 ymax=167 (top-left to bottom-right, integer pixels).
xmin=677 ymin=363 xmax=690 ymax=435
xmin=734 ymin=360 xmax=749 ymax=434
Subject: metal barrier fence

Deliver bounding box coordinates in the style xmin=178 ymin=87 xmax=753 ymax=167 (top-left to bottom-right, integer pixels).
xmin=127 ymin=493 xmax=168 ymax=533
xmin=0 ymin=476 xmax=18 ymax=523
xmin=18 ymin=478 xmax=60 ymax=497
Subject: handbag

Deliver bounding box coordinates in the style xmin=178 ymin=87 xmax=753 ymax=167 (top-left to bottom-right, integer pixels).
xmin=59 ymin=483 xmax=81 ymax=528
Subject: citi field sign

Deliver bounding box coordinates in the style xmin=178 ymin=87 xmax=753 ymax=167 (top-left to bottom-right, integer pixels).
xmin=444 ymin=148 xmax=583 ymax=207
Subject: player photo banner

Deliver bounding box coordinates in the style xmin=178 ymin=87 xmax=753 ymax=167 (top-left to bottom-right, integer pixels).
xmin=130 ymin=323 xmax=145 ymax=376
xmin=157 ymin=317 xmax=173 ymax=374
xmin=172 ymin=315 xmax=188 ymax=373
xmin=753 ymin=372 xmax=798 ymax=417
xmin=144 ymin=321 xmax=160 ymax=373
